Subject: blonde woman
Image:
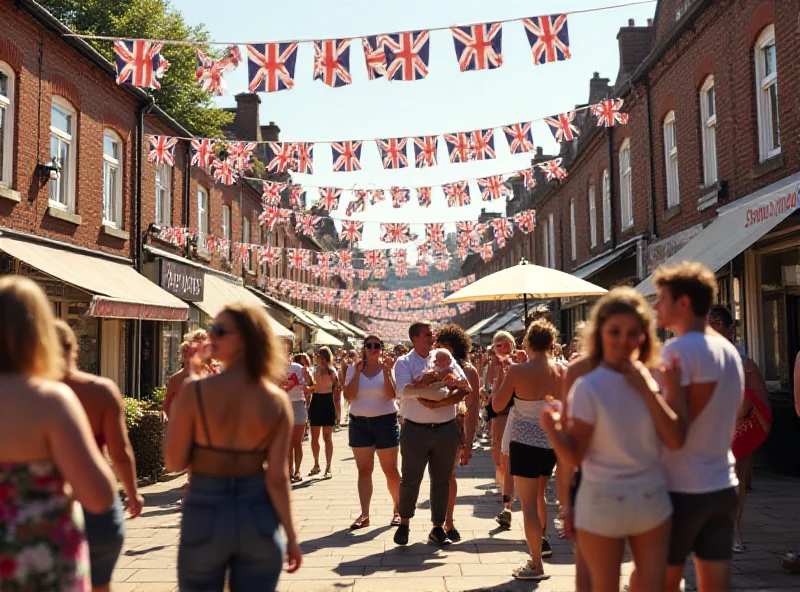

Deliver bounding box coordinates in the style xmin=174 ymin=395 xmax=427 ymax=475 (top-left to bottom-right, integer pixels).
xmin=0 ymin=277 xmax=116 ymax=591
xmin=308 ymin=346 xmax=340 ymax=479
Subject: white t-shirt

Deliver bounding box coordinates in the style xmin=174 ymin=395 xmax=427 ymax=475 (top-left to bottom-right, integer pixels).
xmin=393 ymin=350 xmax=467 ymax=424
xmin=285 ymin=362 xmax=307 ymax=402
xmin=660 ymin=332 xmax=744 ymax=493
xmin=569 ymin=366 xmax=665 ymax=486
xmin=345 ymin=364 xmax=398 ymax=418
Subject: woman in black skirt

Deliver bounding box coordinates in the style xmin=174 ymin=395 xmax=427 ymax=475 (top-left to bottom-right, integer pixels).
xmin=308 ymin=346 xmax=339 ymax=479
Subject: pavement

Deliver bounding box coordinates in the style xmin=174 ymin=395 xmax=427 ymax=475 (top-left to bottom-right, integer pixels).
xmin=112 ymin=428 xmax=800 ymax=591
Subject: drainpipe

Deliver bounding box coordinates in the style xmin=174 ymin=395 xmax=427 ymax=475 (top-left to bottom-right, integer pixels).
xmin=645 ymin=77 xmax=658 ymax=239
xmin=607 ymin=127 xmax=618 ymax=249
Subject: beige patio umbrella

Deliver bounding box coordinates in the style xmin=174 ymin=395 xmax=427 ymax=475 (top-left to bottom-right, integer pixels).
xmin=443 ymin=259 xmax=607 ymax=323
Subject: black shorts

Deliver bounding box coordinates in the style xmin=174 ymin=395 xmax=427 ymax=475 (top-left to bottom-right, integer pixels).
xmin=668 ymin=487 xmax=738 ymax=565
xmin=509 ymin=442 xmax=556 ymax=478
xmin=308 ymin=392 xmax=336 ymax=427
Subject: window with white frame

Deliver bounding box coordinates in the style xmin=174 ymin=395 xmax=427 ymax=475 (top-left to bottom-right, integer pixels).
xmin=699 ymin=76 xmax=718 ymax=185
xmin=102 ymin=131 xmax=123 ymax=227
xmin=602 ymin=168 xmax=611 ymax=242
xmin=569 ymin=198 xmax=576 ymax=260
xmin=541 ymin=217 xmax=550 ymax=267
xmin=155 ymin=163 xmax=171 ymax=225
xmin=548 ymin=212 xmax=556 ymax=268
xmin=49 ymin=97 xmax=77 ymax=211
xmin=754 ymin=25 xmax=780 ymax=161
xmin=197 ymin=186 xmax=209 ymax=250
xmin=243 ymin=213 xmax=254 ymax=271
xmin=222 ymin=204 xmax=231 ymax=240
xmin=619 ymin=139 xmax=633 ymax=230
xmin=0 ymin=62 xmax=14 ymax=188
xmin=588 ymin=182 xmax=597 ymax=248
xmin=663 ymin=111 xmax=680 ymax=208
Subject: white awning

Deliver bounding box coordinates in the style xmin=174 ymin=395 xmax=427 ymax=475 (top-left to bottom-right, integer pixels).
xmin=482 ymin=305 xmax=524 ymax=335
xmin=312 ymin=328 xmax=344 ymax=347
xmin=0 ymin=236 xmax=188 ymax=321
xmin=466 ymin=312 xmax=501 ymax=336
xmin=637 ymin=173 xmax=800 ymax=297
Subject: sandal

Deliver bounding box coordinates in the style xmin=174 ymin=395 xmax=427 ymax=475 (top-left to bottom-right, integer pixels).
xmin=350 ymin=516 xmax=370 ymax=530
xmin=780 ymin=551 xmax=800 ymax=573
xmin=323 ymin=468 xmax=332 ymax=479
xmin=732 ymin=540 xmax=746 ymax=554
xmin=390 ymin=514 xmax=401 ymax=527
xmin=308 ymin=466 xmax=321 ymax=476
xmin=292 ymin=471 xmax=303 ymax=483
xmin=512 ymin=560 xmax=550 ymax=581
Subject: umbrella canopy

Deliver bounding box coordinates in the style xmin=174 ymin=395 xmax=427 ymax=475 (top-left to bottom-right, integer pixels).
xmin=312 ymin=328 xmax=344 ymax=347
xmin=443 ymin=262 xmax=607 ymax=303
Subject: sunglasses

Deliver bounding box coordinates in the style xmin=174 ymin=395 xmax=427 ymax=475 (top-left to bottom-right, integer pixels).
xmin=364 ymin=343 xmax=382 ymax=351
xmin=208 ymin=324 xmax=233 ymax=338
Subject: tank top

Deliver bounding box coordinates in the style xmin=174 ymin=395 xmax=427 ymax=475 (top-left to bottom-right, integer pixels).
xmin=509 ymin=399 xmax=552 ymax=449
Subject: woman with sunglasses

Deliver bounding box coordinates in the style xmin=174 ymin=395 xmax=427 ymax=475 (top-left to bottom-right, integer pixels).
xmin=164 ymin=303 xmax=301 ymax=591
xmin=344 ymin=336 xmax=401 ymax=529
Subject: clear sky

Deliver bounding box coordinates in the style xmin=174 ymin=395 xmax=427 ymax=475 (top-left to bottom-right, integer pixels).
xmin=172 ymin=0 xmax=656 ymax=256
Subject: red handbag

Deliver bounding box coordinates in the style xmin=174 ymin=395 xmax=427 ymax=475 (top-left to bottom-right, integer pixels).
xmin=732 ymin=388 xmax=772 ymax=459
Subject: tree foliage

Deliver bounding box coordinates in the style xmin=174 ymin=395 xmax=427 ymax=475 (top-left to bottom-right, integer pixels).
xmin=41 ymin=0 xmax=233 ymax=137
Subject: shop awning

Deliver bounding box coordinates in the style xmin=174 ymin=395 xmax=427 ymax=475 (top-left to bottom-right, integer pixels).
xmin=0 ymin=236 xmax=188 ymax=321
xmin=466 ymin=312 xmax=501 ymax=337
xmin=194 ymin=274 xmax=294 ymax=339
xmin=259 ymin=294 xmax=320 ymax=330
xmin=572 ymin=239 xmax=638 ymax=280
xmin=312 ymin=328 xmax=344 ymax=347
xmin=481 ymin=305 xmax=524 ymax=335
xmin=336 ymin=319 xmax=368 ymax=339
xmin=303 ymin=310 xmax=343 ymax=333
xmin=637 ymin=173 xmax=800 ymax=297
xmin=328 ymin=320 xmax=356 ymax=338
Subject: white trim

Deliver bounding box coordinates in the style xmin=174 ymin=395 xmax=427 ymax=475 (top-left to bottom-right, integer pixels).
xmin=602 ymin=168 xmax=611 ymax=242
xmin=699 ymin=76 xmax=718 ymax=186
xmin=222 ymin=204 xmax=231 ymax=240
xmin=548 ymin=212 xmax=556 ymax=268
xmin=102 ymin=129 xmax=123 ymax=228
xmin=663 ymin=111 xmax=680 ymax=207
xmin=0 ymin=62 xmax=14 ymax=189
xmin=619 ymin=139 xmax=633 ymax=230
xmin=754 ymin=25 xmax=780 ymax=162
xmin=588 ymin=183 xmax=597 ymax=248
xmin=541 ymin=217 xmax=550 ymax=267
xmin=49 ymin=96 xmax=77 ymax=212
xmin=197 ymin=185 xmax=209 ymax=252
xmin=569 ymin=198 xmax=576 ymax=260
xmin=155 ymin=163 xmax=171 ymax=225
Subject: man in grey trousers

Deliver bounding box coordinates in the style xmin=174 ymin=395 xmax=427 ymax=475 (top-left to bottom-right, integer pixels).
xmin=392 ymin=321 xmax=471 ymax=546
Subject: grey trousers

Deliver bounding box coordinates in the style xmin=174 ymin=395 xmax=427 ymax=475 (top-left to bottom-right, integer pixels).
xmin=398 ymin=419 xmax=461 ymax=524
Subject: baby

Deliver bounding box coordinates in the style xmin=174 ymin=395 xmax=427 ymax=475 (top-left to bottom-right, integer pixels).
xmin=409 ymin=348 xmax=458 ymax=389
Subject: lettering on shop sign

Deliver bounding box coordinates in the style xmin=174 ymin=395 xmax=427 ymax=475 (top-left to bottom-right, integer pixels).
xmin=160 ymin=260 xmax=204 ymax=302
xmin=744 ymin=186 xmax=799 ymax=229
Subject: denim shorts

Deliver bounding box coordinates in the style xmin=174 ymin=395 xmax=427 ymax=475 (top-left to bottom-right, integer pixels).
xmin=83 ymin=494 xmax=125 ymax=586
xmin=349 ymin=413 xmax=400 ymax=450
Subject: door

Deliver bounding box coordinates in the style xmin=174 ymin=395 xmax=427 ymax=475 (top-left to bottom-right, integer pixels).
xmin=100 ymin=319 xmax=122 ymax=389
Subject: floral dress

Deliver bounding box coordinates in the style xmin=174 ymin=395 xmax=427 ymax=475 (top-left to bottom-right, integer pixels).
xmin=0 ymin=462 xmax=90 ymax=591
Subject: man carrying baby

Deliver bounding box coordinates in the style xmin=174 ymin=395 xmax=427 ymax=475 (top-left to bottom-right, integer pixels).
xmin=393 ymin=322 xmax=472 ymax=546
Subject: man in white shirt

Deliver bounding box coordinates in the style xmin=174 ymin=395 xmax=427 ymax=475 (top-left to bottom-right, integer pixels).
xmin=392 ymin=321 xmax=471 ymax=546
xmin=653 ymin=262 xmax=744 ymax=592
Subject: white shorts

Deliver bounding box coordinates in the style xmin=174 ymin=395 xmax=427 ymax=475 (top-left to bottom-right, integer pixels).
xmin=291 ymin=400 xmax=307 ymax=426
xmin=575 ymin=479 xmax=672 ymax=538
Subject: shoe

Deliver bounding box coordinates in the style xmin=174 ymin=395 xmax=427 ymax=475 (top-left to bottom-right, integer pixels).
xmin=495 ymin=508 xmax=512 ymax=529
xmin=512 ymin=560 xmax=549 ymax=581
xmin=323 ymin=468 xmax=332 ymax=479
xmin=445 ymin=527 xmax=461 ymax=543
xmin=427 ymin=526 xmax=449 ymax=546
xmin=541 ymin=536 xmax=552 ymax=558
xmin=393 ymin=524 xmax=409 ymax=546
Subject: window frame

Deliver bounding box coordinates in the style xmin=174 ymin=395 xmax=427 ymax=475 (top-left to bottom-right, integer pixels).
xmin=222 ymin=204 xmax=231 ymax=240
xmin=155 ymin=163 xmax=172 ymax=226
xmin=548 ymin=212 xmax=556 ymax=268
xmin=699 ymin=76 xmax=718 ymax=186
xmin=49 ymin=96 xmax=78 ymax=212
xmin=588 ymin=181 xmax=597 ymax=248
xmin=197 ymin=185 xmax=209 ymax=252
xmin=102 ymin=129 xmax=123 ymax=228
xmin=619 ymin=139 xmax=633 ymax=230
xmin=541 ymin=217 xmax=550 ymax=267
xmin=754 ymin=25 xmax=780 ymax=161
xmin=602 ymin=168 xmax=611 ymax=243
xmin=0 ymin=62 xmax=14 ymax=188
xmin=663 ymin=111 xmax=680 ymax=208
xmin=569 ymin=198 xmax=576 ymax=260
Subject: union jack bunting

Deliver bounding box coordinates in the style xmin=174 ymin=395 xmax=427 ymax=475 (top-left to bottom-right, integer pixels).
xmin=228 ymin=141 xmax=257 ymax=170
xmin=417 ymin=263 xmax=429 ymax=277
xmin=478 ymin=242 xmax=494 ymax=262
xmin=503 ymin=122 xmax=536 ymax=154
xmin=455 ymin=245 xmax=468 ymax=260
xmin=147 ymin=136 xmax=178 ymax=166
xmin=338 ymin=251 xmax=353 ymax=266
xmin=417 ymin=244 xmax=430 ymax=258
xmin=317 ymin=252 xmax=331 ymax=268
xmin=195 ymin=46 xmax=241 ymax=96
xmin=247 ymin=43 xmax=298 ymax=93
xmin=346 ymin=191 xmax=366 ymax=217
xmin=522 ymin=14 xmax=571 ymax=65
xmin=267 ymin=142 xmax=297 ymax=173
xmin=261 ymin=181 xmax=284 ymax=206
xmin=537 ymin=158 xmax=568 ymax=182
xmin=383 ymin=31 xmax=431 ymax=81
xmin=190 ymin=138 xmax=216 ymax=169
xmin=451 ymin=23 xmax=503 ymax=72
xmin=478 ymin=175 xmax=512 ymax=201
xmin=212 ymin=158 xmax=238 ymax=185
xmin=444 ymin=182 xmax=471 ymax=208
xmin=492 ymin=218 xmax=514 ymax=244
xmin=413 ymin=136 xmax=439 ymax=168
xmin=545 ymin=111 xmax=580 ymax=143
xmin=362 ymin=36 xmax=387 ymax=80
xmin=591 ymin=99 xmax=629 ymax=127
xmin=259 ymin=206 xmax=280 ymax=231
xmin=317 ymin=188 xmax=342 ymax=212
xmin=456 ymin=221 xmax=479 ymax=247
xmin=518 ymin=167 xmax=536 ymax=190
xmin=287 ymin=248 xmax=309 ymax=269
xmin=416 ymin=187 xmax=432 ymax=208
xmin=279 ymin=209 xmax=294 ymax=223
xmin=357 ymin=269 xmax=372 ymax=280
xmin=471 ymin=129 xmax=496 ymax=160
xmin=341 ymin=220 xmax=363 ymax=244
xmin=444 ymin=131 xmax=474 ymax=164
xmin=425 ymin=223 xmax=445 ymax=245
xmin=377 ymin=138 xmax=408 ymax=169
xmin=313 ymin=39 xmax=352 ymax=87
xmin=394 ymin=263 xmax=408 ymax=278
xmin=380 ymin=223 xmax=411 ymax=243
xmin=289 ymin=186 xmax=305 ymax=210
xmin=373 ymin=266 xmax=388 ymax=279
xmin=331 ymin=141 xmax=362 ymax=172
xmin=114 ymin=40 xmax=169 ymax=89
xmin=364 ymin=250 xmax=385 ymax=268
xmin=515 ymin=210 xmax=536 ymax=233
xmin=435 ymin=256 xmax=450 ymax=272
xmin=260 ymin=246 xmax=283 ymax=266
xmin=369 ymin=189 xmax=386 ymax=205
xmin=391 ymin=187 xmax=409 ymax=208
xmin=294 ymin=142 xmax=314 ymax=175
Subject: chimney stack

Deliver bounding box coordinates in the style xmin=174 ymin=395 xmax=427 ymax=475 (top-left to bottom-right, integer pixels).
xmin=628 ymin=18 xmax=635 ymax=26
xmin=647 ymin=18 xmax=653 ymax=27
xmin=589 ymin=71 xmax=611 ymax=104
xmin=231 ymin=93 xmax=262 ymax=142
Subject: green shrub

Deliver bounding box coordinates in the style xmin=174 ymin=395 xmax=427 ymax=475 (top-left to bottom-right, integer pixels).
xmin=123 ymin=397 xmax=144 ymax=430
xmin=142 ymin=386 xmax=167 ymax=412
xmin=128 ymin=411 xmax=165 ymax=481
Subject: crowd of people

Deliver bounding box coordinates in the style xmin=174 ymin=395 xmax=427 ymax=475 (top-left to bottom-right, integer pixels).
xmin=0 ymin=259 xmax=788 ymax=591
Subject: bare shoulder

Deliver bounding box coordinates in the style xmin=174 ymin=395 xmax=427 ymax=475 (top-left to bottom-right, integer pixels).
xmin=566 ymin=355 xmax=594 ymax=378
xmin=265 ymin=381 xmax=292 ymax=419
xmin=33 ymin=379 xmax=81 ymax=416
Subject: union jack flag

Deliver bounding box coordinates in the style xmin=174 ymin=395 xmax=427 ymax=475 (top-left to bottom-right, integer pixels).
xmin=357 ymin=269 xmax=372 ymax=280
xmin=591 ymin=99 xmax=629 ymax=127
xmin=287 ymin=248 xmax=309 ymax=269
xmin=195 ymin=46 xmax=241 ymax=96
xmin=331 ymin=141 xmax=362 ymax=172
xmin=362 ymin=36 xmax=387 ymax=80
xmin=318 ymin=188 xmax=342 ymax=212
xmin=416 ymin=187 xmax=432 ymax=208
xmin=537 ymin=158 xmax=568 ymax=182
xmin=455 ymin=245 xmax=468 ymax=260
xmin=503 ymin=122 xmax=536 ymax=154
xmin=391 ymin=187 xmax=409 ymax=208
xmin=478 ymin=242 xmax=494 ymax=262
xmin=294 ymin=142 xmax=314 ymax=175
xmin=289 ymin=185 xmax=305 ymax=210
xmin=267 ymin=142 xmax=297 ymax=173
xmin=247 ymin=43 xmax=298 ymax=93
xmin=369 ymin=189 xmax=385 ymax=205
xmin=228 ymin=141 xmax=257 ymax=170
xmin=279 ymin=209 xmax=294 ymax=223
xmin=456 ymin=221 xmax=479 ymax=246
xmin=346 ymin=191 xmax=366 ymax=216
xmin=317 ymin=252 xmax=331 ymax=268
xmin=313 ymin=39 xmax=352 ymax=87
xmin=518 ymin=167 xmax=536 ymax=190
xmin=435 ymin=256 xmax=450 ymax=272
xmin=260 ymin=246 xmax=283 ymax=266
xmin=381 ymin=223 xmax=411 ymax=243
xmin=190 ymin=138 xmax=216 ymax=169
xmin=444 ymin=131 xmax=473 ymax=164
xmin=492 ymin=218 xmax=514 ymax=244
xmin=545 ymin=111 xmax=580 ymax=143
xmin=262 ymin=181 xmax=284 ymax=206
xmin=451 ymin=23 xmax=503 ymax=72
xmin=147 ymin=135 xmax=178 ymax=166
xmin=212 ymin=157 xmax=238 ymax=185
xmin=259 ymin=206 xmax=280 ymax=231
xmin=523 ymin=14 xmax=571 ymax=65
xmin=114 ymin=40 xmax=169 ymax=89
xmin=394 ymin=263 xmax=409 ymax=278
xmin=425 ymin=223 xmax=445 ymax=245
xmin=471 ymin=129 xmax=496 ymax=160
xmin=444 ymin=182 xmax=471 ymax=207
xmin=377 ymin=138 xmax=408 ymax=169
xmin=478 ymin=175 xmax=512 ymax=201
xmin=384 ymin=31 xmax=431 ymax=81
xmin=417 ymin=263 xmax=429 ymax=277
xmin=413 ymin=136 xmax=438 ymax=168
xmin=515 ymin=210 xmax=536 ymax=234
xmin=341 ymin=220 xmax=363 ymax=244
xmin=338 ymin=250 xmax=353 ymax=266
xmin=365 ymin=250 xmax=385 ymax=268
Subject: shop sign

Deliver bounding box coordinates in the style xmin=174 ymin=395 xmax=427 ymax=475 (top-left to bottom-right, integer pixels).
xmin=744 ymin=185 xmax=799 ymax=228
xmin=160 ymin=259 xmax=204 ymax=302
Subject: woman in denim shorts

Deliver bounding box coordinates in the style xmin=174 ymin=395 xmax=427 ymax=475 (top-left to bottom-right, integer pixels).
xmin=343 ymin=335 xmax=401 ymax=530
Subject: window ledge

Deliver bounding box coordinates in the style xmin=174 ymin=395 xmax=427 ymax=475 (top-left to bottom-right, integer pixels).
xmin=193 ymin=249 xmax=212 ymax=263
xmin=752 ymin=152 xmax=785 ymax=180
xmin=697 ymin=181 xmax=725 ymax=211
xmin=245 ymin=269 xmax=256 ymax=278
xmin=664 ymin=204 xmax=682 ymax=221
xmin=0 ymin=187 xmax=21 ymax=203
xmin=101 ymin=224 xmax=129 ymax=241
xmin=46 ymin=206 xmax=82 ymax=226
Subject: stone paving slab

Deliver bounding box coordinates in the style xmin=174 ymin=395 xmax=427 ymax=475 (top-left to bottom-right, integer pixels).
xmin=116 ymin=428 xmax=800 ymax=591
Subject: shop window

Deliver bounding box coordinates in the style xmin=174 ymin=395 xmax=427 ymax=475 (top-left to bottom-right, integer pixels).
xmin=754 ymin=25 xmax=780 ymax=162
xmin=569 ymin=198 xmax=576 ymax=260
xmin=50 ymin=96 xmax=77 ymax=211
xmin=588 ymin=182 xmax=597 ymax=248
xmin=663 ymin=111 xmax=680 ymax=207
xmin=602 ymin=168 xmax=611 ymax=242
xmin=156 ymin=163 xmax=171 ymax=225
xmin=69 ymin=302 xmax=99 ymax=375
xmin=102 ymin=130 xmax=123 ymax=227
xmin=197 ymin=185 xmax=209 ymax=251
xmin=699 ymin=76 xmax=718 ymax=185
xmin=222 ymin=204 xmax=231 ymax=240
xmin=160 ymin=321 xmax=182 ymax=387
xmin=619 ymin=140 xmax=633 ymax=230
xmin=0 ymin=62 xmax=14 ymax=188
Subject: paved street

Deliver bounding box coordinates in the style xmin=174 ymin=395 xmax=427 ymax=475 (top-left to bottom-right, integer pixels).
xmin=112 ymin=429 xmax=800 ymax=591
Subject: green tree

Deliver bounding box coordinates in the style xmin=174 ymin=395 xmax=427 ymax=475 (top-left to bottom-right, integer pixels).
xmin=41 ymin=0 xmax=233 ymax=137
